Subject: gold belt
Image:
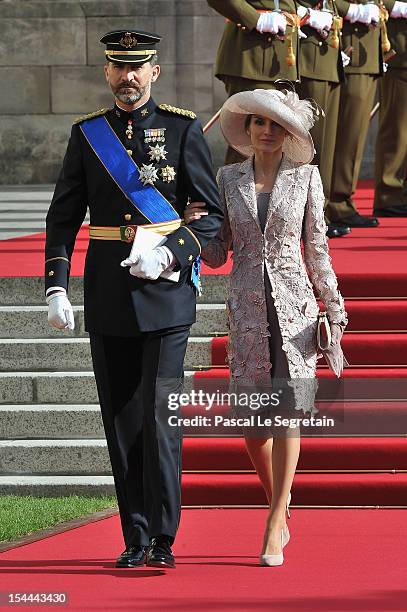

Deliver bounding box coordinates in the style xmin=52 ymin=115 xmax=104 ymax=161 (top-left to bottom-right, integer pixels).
xmin=89 ymin=219 xmax=183 ymax=243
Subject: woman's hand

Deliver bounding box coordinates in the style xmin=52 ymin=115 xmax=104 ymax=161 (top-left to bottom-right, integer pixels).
xmin=184 ymin=201 xmax=208 ymax=224
xmin=331 ymin=323 xmax=344 ymax=345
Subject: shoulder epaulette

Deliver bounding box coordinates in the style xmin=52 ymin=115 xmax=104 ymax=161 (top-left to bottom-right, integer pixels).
xmin=158 ymin=104 xmax=196 ymax=119
xmin=74 ymin=108 xmax=109 ymax=124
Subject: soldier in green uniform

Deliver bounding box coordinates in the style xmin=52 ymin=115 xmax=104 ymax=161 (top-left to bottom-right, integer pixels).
xmin=374 ymin=0 xmax=407 ymax=216
xmin=327 ymin=0 xmax=393 ymax=227
xmin=207 ymin=0 xmax=300 ymax=163
xmin=296 ymin=0 xmax=352 ymax=237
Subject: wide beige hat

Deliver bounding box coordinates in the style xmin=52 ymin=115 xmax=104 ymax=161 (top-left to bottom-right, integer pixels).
xmin=220 ymin=89 xmax=317 ymax=164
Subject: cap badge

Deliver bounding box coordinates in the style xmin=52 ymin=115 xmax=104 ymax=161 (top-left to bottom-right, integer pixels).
xmin=120 ymin=32 xmax=138 ymax=48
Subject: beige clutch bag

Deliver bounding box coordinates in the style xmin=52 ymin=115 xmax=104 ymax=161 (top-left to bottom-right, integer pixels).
xmin=317 ymin=312 xmax=349 ymax=377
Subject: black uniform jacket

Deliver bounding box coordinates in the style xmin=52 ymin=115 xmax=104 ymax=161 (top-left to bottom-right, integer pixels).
xmin=45 ymin=97 xmax=223 ymax=335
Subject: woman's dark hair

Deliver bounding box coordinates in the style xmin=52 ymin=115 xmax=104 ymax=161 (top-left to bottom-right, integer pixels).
xmin=244 ymin=114 xmax=253 ymax=130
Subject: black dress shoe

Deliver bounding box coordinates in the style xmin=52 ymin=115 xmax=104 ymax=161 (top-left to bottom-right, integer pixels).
xmin=374 ymin=205 xmax=407 ymax=217
xmin=326 ymin=224 xmax=352 ymax=238
xmin=116 ymin=545 xmax=147 ymax=568
xmin=335 ymin=213 xmax=379 ymax=228
xmin=147 ymin=536 xmax=176 ymax=568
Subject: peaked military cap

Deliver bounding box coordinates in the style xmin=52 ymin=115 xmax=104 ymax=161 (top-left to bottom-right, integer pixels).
xmin=100 ymin=30 xmax=161 ymax=64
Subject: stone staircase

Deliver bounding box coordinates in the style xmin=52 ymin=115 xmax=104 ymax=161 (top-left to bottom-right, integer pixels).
xmin=0 ymin=273 xmax=228 ymax=496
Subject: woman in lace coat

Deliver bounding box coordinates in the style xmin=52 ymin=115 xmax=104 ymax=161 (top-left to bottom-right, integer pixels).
xmin=185 ymin=89 xmax=348 ymax=566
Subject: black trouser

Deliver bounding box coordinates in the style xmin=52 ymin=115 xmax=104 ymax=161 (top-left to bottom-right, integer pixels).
xmin=89 ymin=326 xmax=190 ymax=548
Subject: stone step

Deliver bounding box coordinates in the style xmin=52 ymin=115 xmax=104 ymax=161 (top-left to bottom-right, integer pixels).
xmin=0 ymin=305 xmax=227 ymax=338
xmin=0 ymin=440 xmax=111 ymax=476
xmin=0 ymin=187 xmax=53 ymax=201
xmin=0 ymin=475 xmax=115 ymax=497
xmin=0 ymin=213 xmax=48 ymax=220
xmin=0 ymin=405 xmax=104 ymax=440
xmin=0 ymin=371 xmax=194 ymax=405
xmin=0 ymin=276 xmax=228 ymax=306
xmin=0 ymin=338 xmax=211 ymax=372
xmin=0 ymin=221 xmax=47 ymax=229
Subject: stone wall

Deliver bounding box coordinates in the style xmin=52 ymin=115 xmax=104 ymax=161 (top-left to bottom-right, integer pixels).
xmin=0 ymin=0 xmax=376 ymax=184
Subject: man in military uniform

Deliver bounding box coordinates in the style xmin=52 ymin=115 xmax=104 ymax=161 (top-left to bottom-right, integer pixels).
xmin=207 ymin=0 xmax=300 ymax=163
xmin=296 ymin=0 xmax=352 ymax=238
xmin=327 ymin=0 xmax=393 ymax=227
xmin=374 ymin=0 xmax=407 ymax=216
xmin=45 ymin=30 xmax=223 ymax=569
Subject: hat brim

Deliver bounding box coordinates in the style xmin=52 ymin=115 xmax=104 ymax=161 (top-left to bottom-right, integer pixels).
xmin=220 ymin=90 xmax=315 ymax=165
xmin=106 ymin=53 xmax=156 ymax=64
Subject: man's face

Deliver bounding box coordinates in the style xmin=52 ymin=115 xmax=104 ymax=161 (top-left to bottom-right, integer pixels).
xmin=104 ymin=61 xmax=160 ymax=105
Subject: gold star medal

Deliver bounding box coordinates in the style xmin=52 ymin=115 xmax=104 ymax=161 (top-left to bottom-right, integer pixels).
xmin=148 ymin=144 xmax=167 ymax=162
xmin=139 ymin=164 xmax=159 ymax=186
xmin=161 ymin=165 xmax=176 ymax=183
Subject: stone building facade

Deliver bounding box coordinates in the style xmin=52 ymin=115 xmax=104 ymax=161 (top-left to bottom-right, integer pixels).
xmin=0 ymin=0 xmax=376 ymax=184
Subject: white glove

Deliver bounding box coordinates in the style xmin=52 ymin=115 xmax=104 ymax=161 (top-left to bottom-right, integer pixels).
xmin=391 ymin=1 xmax=407 ymax=18
xmin=308 ymin=9 xmax=333 ymax=35
xmin=46 ymin=291 xmax=75 ymax=330
xmin=257 ymin=11 xmax=287 ymax=34
xmin=346 ymin=3 xmax=380 ymax=25
xmin=341 ymin=50 xmax=351 ymax=66
xmin=121 ymin=246 xmax=175 ymax=280
xmin=298 ymin=27 xmax=308 ymax=38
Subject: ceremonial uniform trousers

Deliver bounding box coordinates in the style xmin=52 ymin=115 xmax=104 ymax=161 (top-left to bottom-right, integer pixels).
xmin=44 ymin=98 xmax=223 ymax=547
xmin=296 ymin=0 xmax=347 ymax=205
xmin=207 ymin=0 xmax=300 ymax=164
xmin=327 ymin=0 xmax=394 ymax=221
xmin=374 ymin=1 xmax=407 ymax=213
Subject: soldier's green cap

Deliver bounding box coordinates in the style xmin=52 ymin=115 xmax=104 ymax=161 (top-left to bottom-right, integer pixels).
xmin=100 ymin=30 xmax=161 ymax=64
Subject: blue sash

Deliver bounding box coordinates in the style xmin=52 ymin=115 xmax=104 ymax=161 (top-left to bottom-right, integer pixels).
xmin=80 ymin=116 xmax=180 ymax=223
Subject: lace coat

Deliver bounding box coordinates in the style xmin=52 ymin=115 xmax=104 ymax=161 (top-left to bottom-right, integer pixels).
xmin=202 ymin=156 xmax=347 ymax=414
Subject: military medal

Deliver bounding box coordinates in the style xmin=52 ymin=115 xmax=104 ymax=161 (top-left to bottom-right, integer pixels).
xmin=144 ymin=128 xmax=166 ymax=143
xmin=126 ymin=119 xmax=133 ymax=139
xmin=161 ymin=165 xmax=176 ymax=183
xmin=148 ymin=144 xmax=167 ymax=162
xmin=139 ymin=163 xmax=159 ymax=186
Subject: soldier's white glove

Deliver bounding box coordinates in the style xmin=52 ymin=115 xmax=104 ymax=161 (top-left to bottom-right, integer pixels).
xmin=257 ymin=11 xmax=287 ymax=35
xmin=121 ymin=246 xmax=175 ymax=280
xmin=46 ymin=291 xmax=75 ymax=330
xmin=341 ymin=50 xmax=351 ymax=66
xmin=391 ymin=1 xmax=407 ymax=18
xmin=308 ymin=9 xmax=333 ymax=35
xmin=345 ymin=3 xmax=380 ymax=25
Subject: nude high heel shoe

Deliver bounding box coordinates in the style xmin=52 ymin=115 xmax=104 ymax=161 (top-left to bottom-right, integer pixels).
xmin=260 ymin=528 xmax=284 ymax=567
xmin=260 ymin=491 xmax=292 ymax=565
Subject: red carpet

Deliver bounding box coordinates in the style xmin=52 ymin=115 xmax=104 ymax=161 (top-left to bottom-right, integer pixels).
xmin=210 ymin=333 xmax=407 ymax=366
xmin=181 ymin=473 xmax=407 ymax=506
xmin=1 ymin=509 xmax=407 ymax=611
xmin=182 ymin=437 xmax=407 ymax=471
